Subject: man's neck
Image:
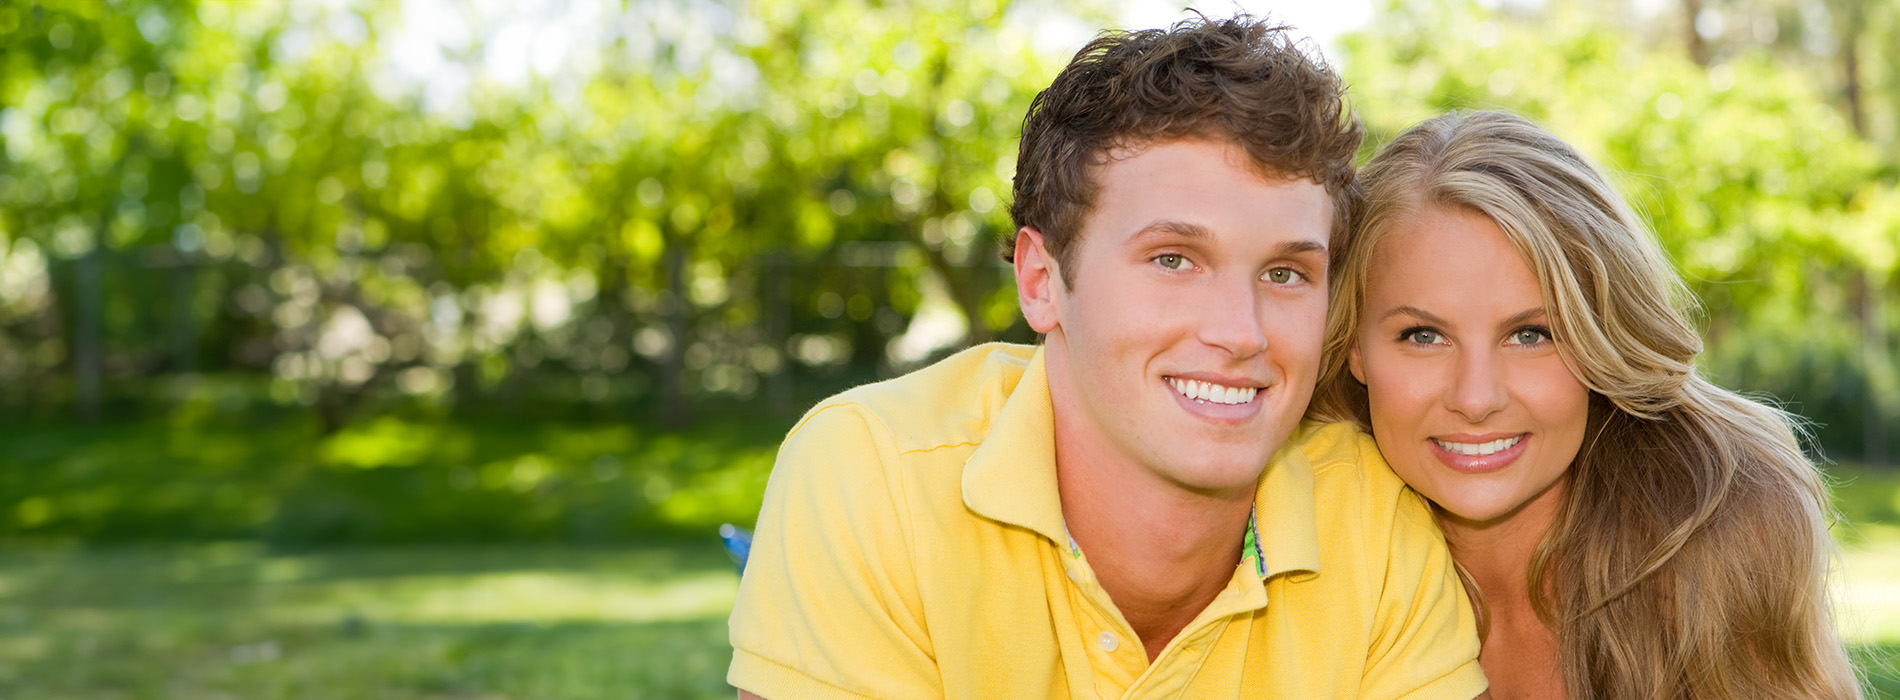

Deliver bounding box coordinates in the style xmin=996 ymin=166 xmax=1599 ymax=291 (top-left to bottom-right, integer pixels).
xmin=1055 ymin=445 xmax=1255 ymax=661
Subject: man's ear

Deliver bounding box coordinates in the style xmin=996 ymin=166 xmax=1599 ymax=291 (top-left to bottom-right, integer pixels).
xmin=1347 ymin=343 xmax=1367 ymax=385
xmin=1013 ymin=227 xmax=1061 ymax=334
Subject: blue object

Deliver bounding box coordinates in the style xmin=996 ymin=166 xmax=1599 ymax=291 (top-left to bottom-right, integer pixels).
xmin=720 ymin=523 xmax=754 ymax=574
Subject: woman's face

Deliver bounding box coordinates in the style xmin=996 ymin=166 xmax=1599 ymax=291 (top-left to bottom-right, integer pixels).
xmin=1348 ymin=206 xmax=1590 ymax=529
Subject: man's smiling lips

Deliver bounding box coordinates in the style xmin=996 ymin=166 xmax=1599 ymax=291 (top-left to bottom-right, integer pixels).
xmin=1165 ymin=374 xmax=1266 ymax=422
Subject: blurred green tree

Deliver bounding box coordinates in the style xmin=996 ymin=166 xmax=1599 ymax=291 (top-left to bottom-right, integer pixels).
xmin=0 ymin=0 xmax=1894 ymax=464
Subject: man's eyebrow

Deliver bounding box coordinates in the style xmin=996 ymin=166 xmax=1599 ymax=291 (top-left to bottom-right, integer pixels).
xmin=1272 ymin=239 xmax=1328 ymax=258
xmin=1130 ymin=220 xmax=1211 ymax=242
xmin=1128 ymin=222 xmax=1329 ymax=258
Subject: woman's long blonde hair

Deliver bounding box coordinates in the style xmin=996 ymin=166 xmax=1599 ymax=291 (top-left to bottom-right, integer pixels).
xmin=1311 ymin=110 xmax=1863 ymax=700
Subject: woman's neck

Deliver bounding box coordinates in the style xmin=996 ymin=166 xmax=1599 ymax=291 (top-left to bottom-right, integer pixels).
xmin=1438 ymin=473 xmax=1571 ymax=606
xmin=1441 ymin=509 xmax=1545 ymax=608
xmin=1438 ymin=476 xmax=1572 ymax=700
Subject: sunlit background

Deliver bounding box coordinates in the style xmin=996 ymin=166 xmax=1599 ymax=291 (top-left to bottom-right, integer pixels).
xmin=0 ymin=0 xmax=1896 ymax=697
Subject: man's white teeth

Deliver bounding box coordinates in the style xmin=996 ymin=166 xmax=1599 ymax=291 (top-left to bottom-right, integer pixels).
xmin=1434 ymin=436 xmax=1522 ymax=456
xmin=1167 ymin=378 xmax=1257 ymax=405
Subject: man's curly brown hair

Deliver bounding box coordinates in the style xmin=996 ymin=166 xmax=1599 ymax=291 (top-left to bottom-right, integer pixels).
xmin=1005 ymin=14 xmax=1363 ymax=287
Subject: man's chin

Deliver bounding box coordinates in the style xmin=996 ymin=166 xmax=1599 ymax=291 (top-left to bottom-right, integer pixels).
xmin=1161 ymin=453 xmax=1275 ymax=496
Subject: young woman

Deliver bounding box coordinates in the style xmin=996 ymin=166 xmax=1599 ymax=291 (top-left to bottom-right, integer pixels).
xmin=1311 ymin=110 xmax=1863 ymax=699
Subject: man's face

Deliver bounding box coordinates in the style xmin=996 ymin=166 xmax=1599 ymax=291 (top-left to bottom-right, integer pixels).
xmin=1018 ymin=138 xmax=1333 ymax=499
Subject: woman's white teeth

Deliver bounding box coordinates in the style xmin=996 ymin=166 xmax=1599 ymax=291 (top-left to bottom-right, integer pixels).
xmin=1167 ymin=378 xmax=1256 ymax=405
xmin=1434 ymin=436 xmax=1522 ymax=456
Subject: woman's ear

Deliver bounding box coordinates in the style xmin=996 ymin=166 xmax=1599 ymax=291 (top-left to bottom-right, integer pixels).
xmin=1347 ymin=343 xmax=1367 ymax=385
xmin=1014 ymin=227 xmax=1061 ymax=333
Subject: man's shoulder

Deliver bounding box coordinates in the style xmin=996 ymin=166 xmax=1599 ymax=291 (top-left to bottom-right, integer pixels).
xmin=1288 ymin=420 xmax=1434 ymax=526
xmin=1262 ymin=422 xmax=1482 ymax=700
xmin=794 ymin=342 xmax=1037 ymax=453
xmin=1288 ymin=421 xmax=1400 ymax=486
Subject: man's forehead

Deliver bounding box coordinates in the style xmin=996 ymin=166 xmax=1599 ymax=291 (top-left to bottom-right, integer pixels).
xmin=1091 ymin=135 xmax=1317 ymax=187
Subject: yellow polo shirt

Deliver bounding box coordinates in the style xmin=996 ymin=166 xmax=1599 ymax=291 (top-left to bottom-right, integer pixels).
xmin=729 ymin=343 xmax=1485 ymax=699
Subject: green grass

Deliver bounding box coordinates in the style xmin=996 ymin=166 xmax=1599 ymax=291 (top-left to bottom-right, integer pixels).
xmin=0 ymin=530 xmax=1894 ymax=698
xmin=1824 ymin=463 xmax=1900 ymax=698
xmin=0 ymin=415 xmax=1895 ymax=697
xmin=0 ymin=413 xmax=783 ymax=543
xmin=0 ymin=543 xmax=740 ymax=699
xmin=1844 ymin=526 xmax=1900 ymax=699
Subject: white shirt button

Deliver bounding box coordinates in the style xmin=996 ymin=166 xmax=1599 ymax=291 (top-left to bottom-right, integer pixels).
xmin=1097 ymin=632 xmax=1119 ymax=652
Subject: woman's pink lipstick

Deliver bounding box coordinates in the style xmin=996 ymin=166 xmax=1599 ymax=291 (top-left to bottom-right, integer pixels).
xmin=1428 ymin=433 xmax=1528 ymax=474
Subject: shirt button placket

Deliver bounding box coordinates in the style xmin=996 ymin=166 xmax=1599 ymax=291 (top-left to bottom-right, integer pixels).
xmin=1096 ymin=631 xmax=1118 ymax=653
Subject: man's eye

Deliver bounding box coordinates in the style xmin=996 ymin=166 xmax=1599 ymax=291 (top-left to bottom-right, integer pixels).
xmin=1264 ymin=268 xmax=1303 ymax=284
xmin=1155 ymin=254 xmax=1186 ymax=269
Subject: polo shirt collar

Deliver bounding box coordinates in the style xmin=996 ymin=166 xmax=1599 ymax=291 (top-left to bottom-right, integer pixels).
xmin=962 ymin=348 xmax=1068 ymax=545
xmin=962 ymin=347 xmax=1324 ymax=580
xmin=1253 ymin=427 xmax=1322 ymax=578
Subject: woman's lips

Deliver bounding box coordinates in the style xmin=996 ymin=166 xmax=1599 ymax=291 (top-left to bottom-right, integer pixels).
xmin=1428 ymin=433 xmax=1529 ymax=474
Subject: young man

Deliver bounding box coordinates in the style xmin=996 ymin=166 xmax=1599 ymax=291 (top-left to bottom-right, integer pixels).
xmin=729 ymin=15 xmax=1487 ymax=699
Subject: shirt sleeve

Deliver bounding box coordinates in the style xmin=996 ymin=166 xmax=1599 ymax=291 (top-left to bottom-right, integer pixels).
xmin=728 ymin=403 xmax=940 ymax=700
xmin=1360 ymin=486 xmax=1490 ymax=700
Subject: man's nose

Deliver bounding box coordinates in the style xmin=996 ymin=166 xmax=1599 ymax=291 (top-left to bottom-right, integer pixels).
xmin=1196 ymin=278 xmax=1270 ymax=359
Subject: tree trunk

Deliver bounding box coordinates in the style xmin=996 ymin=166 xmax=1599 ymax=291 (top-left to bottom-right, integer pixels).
xmin=172 ymin=255 xmax=197 ymax=374
xmin=915 ymin=47 xmax=1001 ymax=348
xmin=1842 ymin=10 xmax=1866 ymax=137
xmin=1683 ymin=0 xmax=1709 ymax=66
xmin=595 ymin=250 xmax=630 ymax=417
xmin=765 ymin=250 xmax=794 ymax=411
xmin=918 ymin=242 xmax=994 ymax=346
xmin=660 ymin=234 xmax=691 ymax=427
xmin=74 ymin=231 xmax=104 ymax=423
xmin=1861 ymin=272 xmax=1889 ymax=466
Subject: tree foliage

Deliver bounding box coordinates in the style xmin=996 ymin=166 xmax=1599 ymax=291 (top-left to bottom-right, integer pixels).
xmin=0 ymin=0 xmax=1894 ymax=462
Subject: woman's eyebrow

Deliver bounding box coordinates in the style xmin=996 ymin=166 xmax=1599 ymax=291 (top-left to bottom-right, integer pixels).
xmin=1378 ymin=306 xmax=1546 ymax=327
xmin=1380 ymin=305 xmax=1447 ymax=325
xmin=1500 ymin=307 xmax=1547 ymax=327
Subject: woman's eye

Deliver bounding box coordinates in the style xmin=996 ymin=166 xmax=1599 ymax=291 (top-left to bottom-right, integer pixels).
xmin=1402 ymin=329 xmax=1443 ymax=345
xmin=1264 ymin=268 xmax=1303 ymax=284
xmin=1509 ymin=327 xmax=1552 ymax=345
xmin=1154 ymin=254 xmax=1186 ymax=270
